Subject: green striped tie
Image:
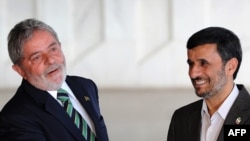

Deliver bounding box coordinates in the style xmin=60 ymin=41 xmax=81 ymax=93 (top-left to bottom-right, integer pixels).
xmin=57 ymin=88 xmax=96 ymax=141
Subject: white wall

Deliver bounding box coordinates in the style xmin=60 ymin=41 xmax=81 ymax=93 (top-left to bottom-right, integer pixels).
xmin=1 ymin=0 xmax=250 ymax=89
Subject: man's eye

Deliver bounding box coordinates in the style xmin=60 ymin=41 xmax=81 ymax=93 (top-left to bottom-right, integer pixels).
xmin=49 ymin=46 xmax=59 ymax=53
xmin=187 ymin=61 xmax=194 ymax=67
xmin=51 ymin=47 xmax=57 ymax=51
xmin=30 ymin=55 xmax=42 ymax=63
xmin=200 ymin=60 xmax=208 ymax=66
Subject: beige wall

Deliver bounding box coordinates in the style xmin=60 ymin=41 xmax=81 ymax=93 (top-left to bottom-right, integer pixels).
xmin=1 ymin=0 xmax=250 ymax=89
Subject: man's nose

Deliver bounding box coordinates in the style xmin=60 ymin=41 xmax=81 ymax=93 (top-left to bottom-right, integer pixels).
xmin=189 ymin=65 xmax=202 ymax=79
xmin=44 ymin=53 xmax=56 ymax=64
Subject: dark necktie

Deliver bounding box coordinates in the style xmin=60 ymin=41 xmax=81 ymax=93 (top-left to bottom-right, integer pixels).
xmin=57 ymin=88 xmax=96 ymax=141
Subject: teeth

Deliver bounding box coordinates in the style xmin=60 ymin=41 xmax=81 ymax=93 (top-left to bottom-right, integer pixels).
xmin=195 ymin=80 xmax=206 ymax=85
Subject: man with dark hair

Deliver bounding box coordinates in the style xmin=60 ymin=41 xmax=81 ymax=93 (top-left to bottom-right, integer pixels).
xmin=167 ymin=27 xmax=250 ymax=141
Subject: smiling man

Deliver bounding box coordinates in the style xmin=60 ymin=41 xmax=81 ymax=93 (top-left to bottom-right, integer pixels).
xmin=167 ymin=27 xmax=250 ymax=141
xmin=0 ymin=18 xmax=109 ymax=141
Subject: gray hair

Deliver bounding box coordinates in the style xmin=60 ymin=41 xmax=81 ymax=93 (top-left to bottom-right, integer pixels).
xmin=8 ymin=18 xmax=59 ymax=65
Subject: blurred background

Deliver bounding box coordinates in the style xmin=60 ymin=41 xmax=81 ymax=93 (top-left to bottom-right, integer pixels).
xmin=1 ymin=0 xmax=250 ymax=140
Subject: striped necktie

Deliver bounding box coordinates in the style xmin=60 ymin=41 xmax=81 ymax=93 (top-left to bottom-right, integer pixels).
xmin=57 ymin=88 xmax=96 ymax=141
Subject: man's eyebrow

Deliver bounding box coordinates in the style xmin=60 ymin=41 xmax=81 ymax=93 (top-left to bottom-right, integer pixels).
xmin=29 ymin=50 xmax=41 ymax=58
xmin=28 ymin=42 xmax=58 ymax=58
xmin=186 ymin=58 xmax=207 ymax=64
xmin=48 ymin=42 xmax=58 ymax=48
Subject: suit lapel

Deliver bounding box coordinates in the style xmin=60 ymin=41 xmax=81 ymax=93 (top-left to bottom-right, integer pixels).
xmin=66 ymin=77 xmax=99 ymax=122
xmin=65 ymin=76 xmax=102 ymax=136
xmin=224 ymin=85 xmax=250 ymax=125
xmin=44 ymin=97 xmax=85 ymax=141
xmin=217 ymin=84 xmax=250 ymax=141
xmin=22 ymin=79 xmax=85 ymax=141
xmin=187 ymin=102 xmax=202 ymax=141
xmin=188 ymin=112 xmax=201 ymax=141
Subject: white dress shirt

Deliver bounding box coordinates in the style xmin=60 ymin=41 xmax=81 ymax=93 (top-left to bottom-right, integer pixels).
xmin=200 ymin=84 xmax=239 ymax=141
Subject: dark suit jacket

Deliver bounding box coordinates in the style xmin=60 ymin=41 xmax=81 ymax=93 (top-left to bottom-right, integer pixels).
xmin=0 ymin=75 xmax=109 ymax=141
xmin=167 ymin=84 xmax=250 ymax=141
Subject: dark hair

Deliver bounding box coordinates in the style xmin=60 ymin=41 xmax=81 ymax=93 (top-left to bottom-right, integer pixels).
xmin=187 ymin=27 xmax=242 ymax=79
xmin=8 ymin=18 xmax=59 ymax=65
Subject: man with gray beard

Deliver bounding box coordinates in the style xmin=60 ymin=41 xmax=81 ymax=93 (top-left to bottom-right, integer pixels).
xmin=0 ymin=18 xmax=109 ymax=141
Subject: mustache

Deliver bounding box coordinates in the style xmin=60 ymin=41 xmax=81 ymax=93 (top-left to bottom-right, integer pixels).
xmin=45 ymin=64 xmax=63 ymax=74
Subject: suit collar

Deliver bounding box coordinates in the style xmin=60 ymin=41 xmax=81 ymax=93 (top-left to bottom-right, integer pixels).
xmin=21 ymin=79 xmax=86 ymax=141
xmin=22 ymin=76 xmax=105 ymax=140
xmin=217 ymin=84 xmax=250 ymax=141
xmin=224 ymin=84 xmax=250 ymax=124
xmin=65 ymin=76 xmax=98 ymax=120
xmin=21 ymin=79 xmax=50 ymax=105
xmin=44 ymin=97 xmax=86 ymax=140
xmin=65 ymin=76 xmax=104 ymax=138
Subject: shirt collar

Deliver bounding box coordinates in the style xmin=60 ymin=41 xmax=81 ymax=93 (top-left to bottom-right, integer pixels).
xmin=201 ymin=84 xmax=239 ymax=119
xmin=218 ymin=84 xmax=239 ymax=119
xmin=47 ymin=81 xmax=76 ymax=100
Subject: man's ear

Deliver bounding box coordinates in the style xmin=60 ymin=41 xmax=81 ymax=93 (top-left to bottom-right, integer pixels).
xmin=12 ymin=64 xmax=26 ymax=79
xmin=226 ymin=58 xmax=238 ymax=76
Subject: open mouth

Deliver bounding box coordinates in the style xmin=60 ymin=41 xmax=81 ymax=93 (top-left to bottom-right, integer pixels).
xmin=195 ymin=80 xmax=206 ymax=85
xmin=46 ymin=65 xmax=61 ymax=76
xmin=49 ymin=68 xmax=59 ymax=74
xmin=192 ymin=79 xmax=207 ymax=88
